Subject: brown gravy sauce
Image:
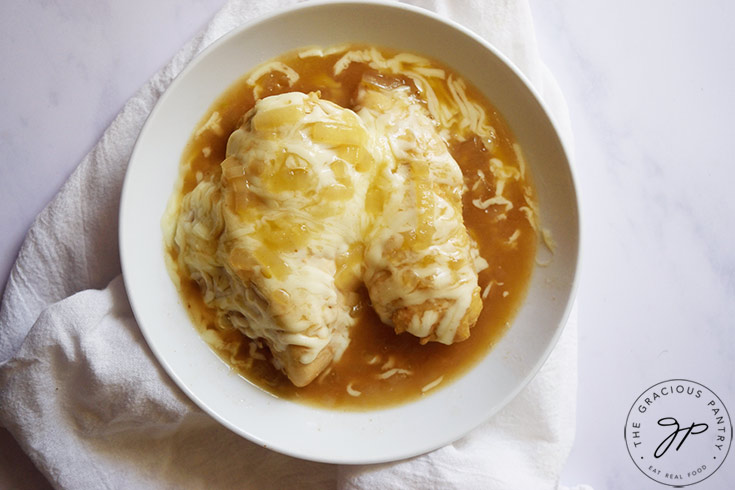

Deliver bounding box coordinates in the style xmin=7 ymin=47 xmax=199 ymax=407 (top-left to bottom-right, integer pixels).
xmin=173 ymin=45 xmax=537 ymax=410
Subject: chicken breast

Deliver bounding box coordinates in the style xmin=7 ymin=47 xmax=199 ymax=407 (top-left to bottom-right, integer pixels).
xmin=176 ymin=91 xmax=376 ymax=386
xmin=356 ymin=75 xmax=483 ymax=344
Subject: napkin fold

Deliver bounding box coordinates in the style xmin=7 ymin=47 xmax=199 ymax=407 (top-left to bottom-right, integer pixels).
xmin=0 ymin=1 xmax=584 ymax=488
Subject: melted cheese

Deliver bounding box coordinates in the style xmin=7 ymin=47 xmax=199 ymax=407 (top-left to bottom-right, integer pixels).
xmin=223 ymin=93 xmax=377 ymax=364
xmin=247 ymin=61 xmax=300 ymax=100
xmin=357 ymin=81 xmax=482 ymax=344
xmin=173 ymin=93 xmax=379 ymax=386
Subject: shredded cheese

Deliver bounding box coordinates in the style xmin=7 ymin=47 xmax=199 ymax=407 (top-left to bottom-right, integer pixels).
xmin=378 ymin=368 xmax=413 ymax=380
xmin=346 ymin=382 xmax=362 ymax=397
xmin=195 ymin=111 xmax=224 ymax=138
xmin=421 ymin=376 xmax=444 ymax=393
xmin=367 ymin=355 xmax=381 ymax=365
xmin=472 ymin=195 xmax=513 ymax=211
xmin=520 ymin=206 xmax=537 ymax=231
xmin=513 ymin=143 xmax=527 ymax=180
xmin=298 ymin=44 xmax=349 ymax=58
xmin=246 ymin=61 xmax=300 ymax=86
xmin=481 ymin=280 xmax=504 ymax=300
xmin=542 ymin=228 xmax=556 ymax=253
xmin=381 ymin=356 xmax=396 ymax=370
xmin=248 ymin=342 xmax=266 ymax=361
xmin=506 ymin=229 xmax=521 ymax=246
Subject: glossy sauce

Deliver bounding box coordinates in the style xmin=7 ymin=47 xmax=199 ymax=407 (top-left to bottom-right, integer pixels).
xmin=173 ymin=45 xmax=537 ymax=409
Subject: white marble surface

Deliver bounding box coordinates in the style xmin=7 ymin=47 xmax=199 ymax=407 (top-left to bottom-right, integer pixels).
xmin=1 ymin=0 xmax=734 ymax=488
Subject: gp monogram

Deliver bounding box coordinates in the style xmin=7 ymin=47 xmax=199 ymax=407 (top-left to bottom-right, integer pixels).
xmin=624 ymin=379 xmax=732 ymax=486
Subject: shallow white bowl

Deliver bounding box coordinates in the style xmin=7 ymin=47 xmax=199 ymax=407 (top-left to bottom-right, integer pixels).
xmin=120 ymin=0 xmax=579 ymax=464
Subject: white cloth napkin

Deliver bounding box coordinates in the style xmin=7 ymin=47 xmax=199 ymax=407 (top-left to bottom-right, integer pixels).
xmin=0 ymin=1 xmax=586 ymax=488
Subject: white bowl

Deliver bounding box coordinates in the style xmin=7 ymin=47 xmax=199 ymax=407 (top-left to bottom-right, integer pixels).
xmin=119 ymin=0 xmax=579 ymax=464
